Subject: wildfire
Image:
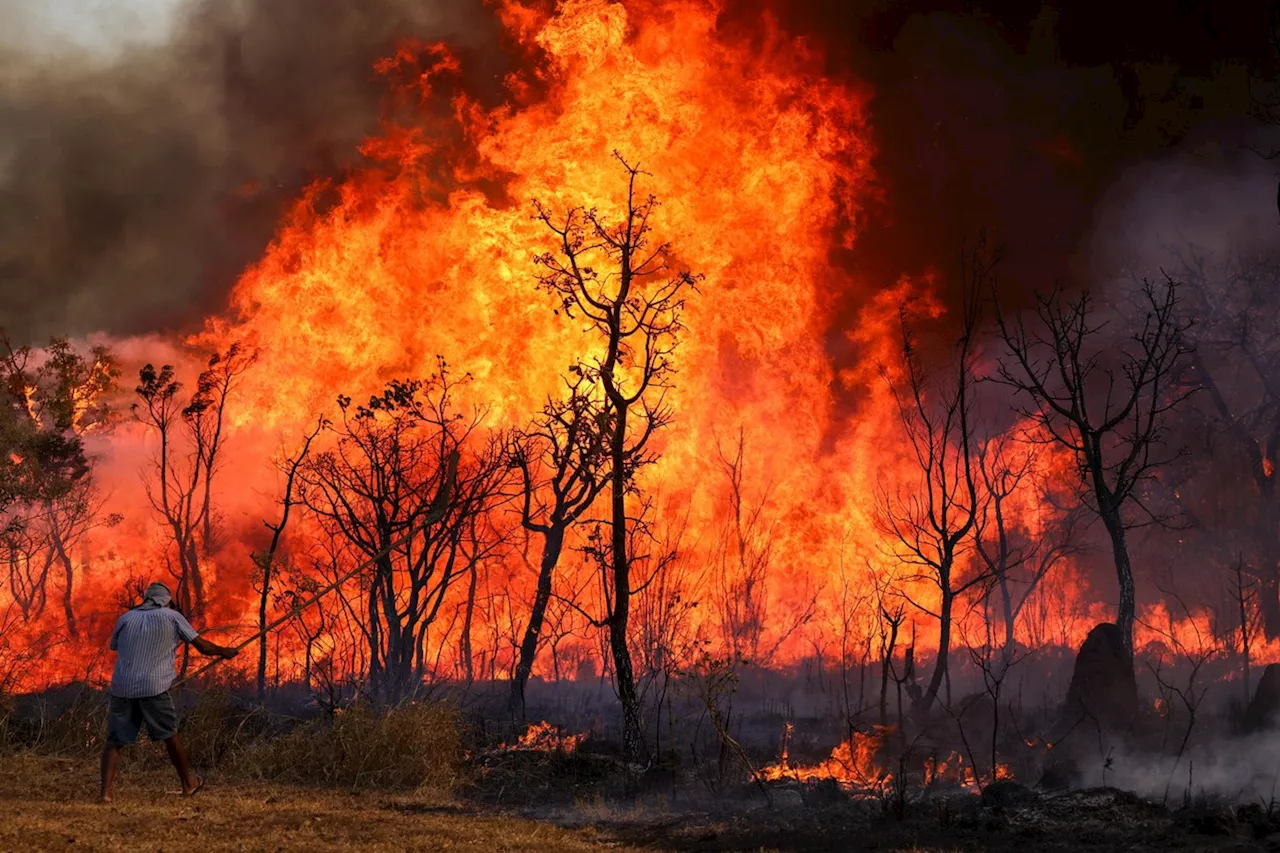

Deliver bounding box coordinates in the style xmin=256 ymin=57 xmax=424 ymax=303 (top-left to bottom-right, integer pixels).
xmin=0 ymin=0 xmax=1187 ymax=693
xmin=500 ymin=721 xmax=587 ymax=754
xmin=762 ymin=724 xmax=1012 ymax=793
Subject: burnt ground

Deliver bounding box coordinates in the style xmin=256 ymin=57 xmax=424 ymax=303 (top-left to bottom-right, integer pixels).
xmin=571 ymin=785 xmax=1280 ymax=852
xmin=466 ymin=749 xmax=1280 ymax=852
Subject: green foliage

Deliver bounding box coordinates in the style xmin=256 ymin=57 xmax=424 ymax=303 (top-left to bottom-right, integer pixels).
xmin=0 ymin=335 xmax=118 ymax=514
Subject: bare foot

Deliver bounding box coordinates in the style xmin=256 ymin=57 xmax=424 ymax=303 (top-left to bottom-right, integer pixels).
xmin=183 ymin=775 xmax=204 ymax=797
xmin=100 ymin=794 xmax=112 ymax=803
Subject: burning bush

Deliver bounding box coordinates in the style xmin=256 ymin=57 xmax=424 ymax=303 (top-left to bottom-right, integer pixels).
xmin=244 ymin=702 xmax=464 ymax=792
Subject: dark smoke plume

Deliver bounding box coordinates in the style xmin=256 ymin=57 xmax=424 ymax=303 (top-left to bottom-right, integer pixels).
xmin=0 ymin=0 xmax=497 ymax=342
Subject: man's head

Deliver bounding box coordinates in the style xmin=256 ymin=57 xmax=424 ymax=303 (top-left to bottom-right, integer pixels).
xmin=142 ymin=582 xmax=172 ymax=608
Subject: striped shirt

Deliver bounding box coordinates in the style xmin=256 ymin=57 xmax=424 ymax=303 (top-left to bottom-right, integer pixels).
xmin=108 ymin=606 xmax=200 ymax=698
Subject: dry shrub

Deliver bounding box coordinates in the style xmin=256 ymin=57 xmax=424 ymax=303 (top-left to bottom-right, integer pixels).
xmin=244 ymin=702 xmax=465 ymax=792
xmin=177 ymin=689 xmax=272 ymax=768
xmin=7 ymin=683 xmax=107 ymax=757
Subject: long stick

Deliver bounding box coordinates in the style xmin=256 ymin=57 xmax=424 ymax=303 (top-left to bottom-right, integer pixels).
xmin=174 ymin=450 xmax=459 ymax=689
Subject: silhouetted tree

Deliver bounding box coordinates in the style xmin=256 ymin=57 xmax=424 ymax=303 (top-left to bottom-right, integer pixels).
xmin=995 ymin=276 xmax=1191 ymax=660
xmin=532 ymin=154 xmax=699 ymax=764
xmin=1 ymin=335 xmax=117 ymax=633
xmin=252 ymin=417 xmax=323 ymax=700
xmin=134 ymin=343 xmax=256 ymax=620
xmin=1168 ymin=247 xmax=1280 ymax=638
xmin=876 ymin=284 xmax=984 ymax=716
xmin=300 ymin=368 xmax=507 ymax=703
xmin=507 ymin=370 xmax=610 ymax=719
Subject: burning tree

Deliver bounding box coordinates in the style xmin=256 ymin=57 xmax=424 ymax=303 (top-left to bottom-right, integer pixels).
xmin=299 ymin=368 xmax=508 ymax=704
xmin=995 ymin=277 xmax=1192 ymax=660
xmin=532 ymin=154 xmax=699 ymax=764
xmin=134 ymin=343 xmax=256 ymax=620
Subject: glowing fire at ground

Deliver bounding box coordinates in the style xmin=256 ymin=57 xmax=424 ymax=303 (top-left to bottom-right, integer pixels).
xmin=499 ymin=721 xmax=588 ymax=754
xmin=761 ymin=723 xmax=1011 ymax=793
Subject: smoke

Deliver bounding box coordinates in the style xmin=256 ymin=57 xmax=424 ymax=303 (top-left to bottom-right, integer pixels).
xmin=1088 ymin=146 xmax=1280 ymax=278
xmin=0 ymin=0 xmax=497 ymax=343
xmin=1080 ymin=734 xmax=1280 ymax=803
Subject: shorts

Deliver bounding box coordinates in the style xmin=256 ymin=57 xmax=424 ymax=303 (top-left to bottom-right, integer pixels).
xmin=106 ymin=692 xmax=179 ymax=746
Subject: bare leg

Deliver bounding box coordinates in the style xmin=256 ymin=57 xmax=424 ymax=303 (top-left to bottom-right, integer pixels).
xmin=163 ymin=735 xmax=200 ymax=795
xmin=100 ymin=746 xmax=121 ymax=802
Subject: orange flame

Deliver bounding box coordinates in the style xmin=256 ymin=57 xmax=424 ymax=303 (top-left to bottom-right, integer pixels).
xmin=0 ymin=1 xmax=1137 ymax=691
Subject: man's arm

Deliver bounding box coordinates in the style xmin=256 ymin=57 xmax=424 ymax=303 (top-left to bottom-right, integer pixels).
xmin=171 ymin=610 xmax=238 ymax=659
xmin=190 ymin=635 xmax=239 ymax=660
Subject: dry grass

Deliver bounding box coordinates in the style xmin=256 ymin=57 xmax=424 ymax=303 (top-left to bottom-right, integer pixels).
xmin=0 ymin=753 xmax=647 ymax=853
xmin=243 ymin=702 xmax=465 ymax=791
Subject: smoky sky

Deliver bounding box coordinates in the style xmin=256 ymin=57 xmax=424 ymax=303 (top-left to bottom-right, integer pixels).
xmin=0 ymin=0 xmax=1276 ymax=344
xmin=0 ymin=0 xmax=501 ymax=342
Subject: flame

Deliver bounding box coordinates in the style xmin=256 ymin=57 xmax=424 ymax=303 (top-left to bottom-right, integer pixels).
xmin=502 ymin=720 xmax=588 ymax=754
xmin=0 ymin=0 xmax=1181 ymax=692
xmin=762 ymin=724 xmax=1010 ymax=792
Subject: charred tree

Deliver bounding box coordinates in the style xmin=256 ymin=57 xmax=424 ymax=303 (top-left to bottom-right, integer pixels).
xmin=533 ymin=154 xmax=699 ymax=764
xmin=876 ymin=282 xmax=984 ymax=717
xmin=251 ymin=418 xmax=322 ymax=701
xmin=300 ymin=369 xmax=507 ymax=704
xmin=134 ymin=344 xmax=255 ymax=620
xmin=995 ymin=277 xmax=1191 ymax=660
xmin=1170 ymin=248 xmax=1280 ymax=639
xmin=507 ymin=371 xmax=610 ymax=720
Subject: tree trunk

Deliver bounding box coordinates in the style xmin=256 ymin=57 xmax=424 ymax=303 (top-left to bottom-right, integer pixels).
xmin=1102 ymin=510 xmax=1136 ymax=661
xmin=256 ymin=557 xmax=271 ymax=701
xmin=608 ymin=406 xmax=644 ymax=765
xmin=510 ymin=525 xmax=565 ymax=720
xmin=460 ymin=561 xmax=478 ymax=684
xmin=999 ymin=573 xmax=1015 ymax=664
xmin=916 ymin=590 xmax=952 ymax=715
xmin=52 ymin=536 xmax=77 ymax=638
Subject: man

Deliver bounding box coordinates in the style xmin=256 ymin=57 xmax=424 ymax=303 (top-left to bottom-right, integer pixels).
xmin=100 ymin=581 xmax=238 ymax=802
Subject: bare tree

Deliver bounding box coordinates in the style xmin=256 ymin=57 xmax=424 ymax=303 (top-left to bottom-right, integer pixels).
xmin=44 ymin=481 xmax=121 ymax=636
xmin=533 ymin=154 xmax=699 ymax=764
xmin=134 ymin=344 xmax=256 ymax=619
xmin=876 ymin=281 xmax=985 ymax=716
xmin=252 ymin=417 xmax=323 ymax=700
xmin=1167 ymin=247 xmax=1280 ymax=638
xmin=507 ymin=370 xmax=610 ymax=718
xmin=973 ymin=436 xmax=1088 ymax=663
xmin=995 ymin=277 xmax=1192 ymax=659
xmin=713 ymin=429 xmax=778 ymax=665
xmin=1138 ymin=577 xmax=1221 ymax=805
xmin=300 ymin=369 xmax=507 ymax=703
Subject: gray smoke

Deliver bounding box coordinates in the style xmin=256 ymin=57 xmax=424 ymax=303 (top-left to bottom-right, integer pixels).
xmin=0 ymin=0 xmax=495 ymax=343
